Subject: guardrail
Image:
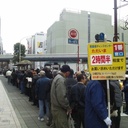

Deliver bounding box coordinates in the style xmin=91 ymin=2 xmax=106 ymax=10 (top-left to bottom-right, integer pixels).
xmin=0 ymin=53 xmax=88 ymax=62
xmin=0 ymin=53 xmax=128 ymax=62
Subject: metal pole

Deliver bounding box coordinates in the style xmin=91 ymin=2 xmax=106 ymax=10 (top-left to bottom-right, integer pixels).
xmin=107 ymin=80 xmax=111 ymax=128
xmin=114 ymin=0 xmax=118 ymax=42
xmin=88 ymin=12 xmax=91 ymax=43
xmin=77 ymin=44 xmax=79 ymax=71
xmin=19 ymin=35 xmax=31 ymax=62
xmin=19 ymin=43 xmax=21 ymax=62
xmin=77 ymin=31 xmax=79 ymax=71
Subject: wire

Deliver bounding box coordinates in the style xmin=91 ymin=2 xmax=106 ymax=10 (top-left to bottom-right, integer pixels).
xmin=120 ymin=0 xmax=124 ymax=1
xmin=119 ymin=0 xmax=128 ymax=30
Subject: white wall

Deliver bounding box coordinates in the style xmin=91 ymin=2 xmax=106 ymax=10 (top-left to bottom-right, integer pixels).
xmin=47 ymin=9 xmax=128 ymax=55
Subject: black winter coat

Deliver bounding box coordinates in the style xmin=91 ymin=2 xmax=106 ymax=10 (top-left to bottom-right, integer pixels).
xmin=35 ymin=76 xmax=51 ymax=100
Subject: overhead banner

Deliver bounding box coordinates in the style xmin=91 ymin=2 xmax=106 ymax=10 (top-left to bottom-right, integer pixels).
xmin=88 ymin=42 xmax=126 ymax=80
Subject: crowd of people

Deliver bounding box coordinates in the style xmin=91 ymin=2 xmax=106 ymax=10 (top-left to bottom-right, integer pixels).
xmin=4 ymin=65 xmax=128 ymax=128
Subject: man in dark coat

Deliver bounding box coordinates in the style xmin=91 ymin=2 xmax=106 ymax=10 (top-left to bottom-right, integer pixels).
xmin=85 ymin=80 xmax=111 ymax=128
xmin=123 ymin=77 xmax=128 ymax=114
xmin=65 ymin=69 xmax=77 ymax=100
xmin=109 ymin=80 xmax=122 ymax=128
xmin=69 ymin=73 xmax=87 ymax=128
xmin=36 ymin=70 xmax=51 ymax=121
xmin=31 ymin=71 xmax=40 ymax=106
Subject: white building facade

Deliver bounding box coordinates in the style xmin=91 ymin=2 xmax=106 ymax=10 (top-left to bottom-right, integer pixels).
xmin=27 ymin=32 xmax=47 ymax=69
xmin=46 ymin=9 xmax=128 ymax=54
xmin=46 ymin=9 xmax=128 ymax=71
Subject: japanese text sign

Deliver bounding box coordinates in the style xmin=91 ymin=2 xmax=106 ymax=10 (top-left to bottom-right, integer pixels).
xmin=88 ymin=42 xmax=126 ymax=80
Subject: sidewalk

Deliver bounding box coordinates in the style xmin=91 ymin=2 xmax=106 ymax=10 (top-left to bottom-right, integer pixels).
xmin=0 ymin=80 xmax=21 ymax=128
xmin=0 ymin=75 xmax=128 ymax=128
xmin=0 ymin=75 xmax=49 ymax=128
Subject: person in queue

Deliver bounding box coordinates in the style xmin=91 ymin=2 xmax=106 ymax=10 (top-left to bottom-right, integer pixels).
xmin=50 ymin=65 xmax=71 ymax=128
xmin=85 ymin=79 xmax=112 ymax=128
xmin=122 ymin=77 xmax=128 ymax=114
xmin=100 ymin=80 xmax=122 ymax=128
xmin=69 ymin=73 xmax=87 ymax=128
xmin=36 ymin=70 xmax=51 ymax=121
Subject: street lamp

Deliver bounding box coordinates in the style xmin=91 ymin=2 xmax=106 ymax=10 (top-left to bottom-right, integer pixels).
xmin=19 ymin=39 xmax=26 ymax=63
xmin=19 ymin=36 xmax=32 ymax=62
xmin=19 ymin=43 xmax=21 ymax=62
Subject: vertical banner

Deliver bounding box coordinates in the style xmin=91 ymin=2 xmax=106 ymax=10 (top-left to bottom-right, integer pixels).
xmin=37 ymin=42 xmax=43 ymax=54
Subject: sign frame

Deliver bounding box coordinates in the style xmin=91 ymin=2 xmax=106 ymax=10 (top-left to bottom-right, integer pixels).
xmin=88 ymin=42 xmax=126 ymax=80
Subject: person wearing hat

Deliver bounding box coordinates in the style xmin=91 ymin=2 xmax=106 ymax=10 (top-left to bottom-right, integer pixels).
xmin=50 ymin=65 xmax=71 ymax=128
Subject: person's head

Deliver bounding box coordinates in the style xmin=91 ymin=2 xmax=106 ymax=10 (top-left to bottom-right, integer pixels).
xmin=39 ymin=70 xmax=45 ymax=76
xmin=33 ymin=70 xmax=37 ymax=76
xmin=52 ymin=70 xmax=58 ymax=78
xmin=68 ymin=69 xmax=74 ymax=78
xmin=74 ymin=71 xmax=81 ymax=78
xmin=60 ymin=65 xmax=71 ymax=78
xmin=76 ymin=73 xmax=87 ymax=85
xmin=27 ymin=70 xmax=33 ymax=77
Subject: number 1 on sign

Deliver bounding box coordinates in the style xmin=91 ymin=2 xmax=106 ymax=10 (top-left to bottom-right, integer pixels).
xmin=113 ymin=44 xmax=123 ymax=51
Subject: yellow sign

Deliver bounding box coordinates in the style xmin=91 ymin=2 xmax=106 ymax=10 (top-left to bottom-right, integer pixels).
xmin=88 ymin=42 xmax=126 ymax=80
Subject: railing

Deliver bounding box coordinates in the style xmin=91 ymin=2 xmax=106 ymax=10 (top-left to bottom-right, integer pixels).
xmin=0 ymin=53 xmax=128 ymax=62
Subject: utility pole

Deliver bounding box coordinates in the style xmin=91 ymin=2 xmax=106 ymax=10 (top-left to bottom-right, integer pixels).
xmin=113 ymin=0 xmax=128 ymax=42
xmin=113 ymin=0 xmax=118 ymax=42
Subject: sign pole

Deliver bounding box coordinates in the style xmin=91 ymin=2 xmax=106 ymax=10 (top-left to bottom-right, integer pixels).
xmin=107 ymin=80 xmax=111 ymax=128
xmin=77 ymin=31 xmax=79 ymax=71
xmin=68 ymin=28 xmax=79 ymax=71
xmin=77 ymin=43 xmax=79 ymax=71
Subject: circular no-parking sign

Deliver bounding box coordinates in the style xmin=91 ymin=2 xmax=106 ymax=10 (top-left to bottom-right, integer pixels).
xmin=68 ymin=29 xmax=78 ymax=38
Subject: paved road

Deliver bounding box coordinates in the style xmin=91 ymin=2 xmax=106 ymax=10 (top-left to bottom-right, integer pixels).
xmin=0 ymin=75 xmax=128 ymax=128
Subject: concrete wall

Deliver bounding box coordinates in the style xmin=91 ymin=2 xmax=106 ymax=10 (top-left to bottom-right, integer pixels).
xmin=46 ymin=9 xmax=128 ymax=55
